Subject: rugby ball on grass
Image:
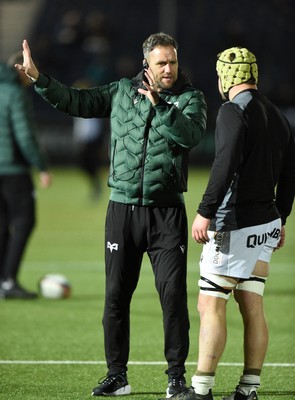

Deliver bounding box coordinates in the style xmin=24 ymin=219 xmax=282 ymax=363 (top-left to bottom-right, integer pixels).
xmin=39 ymin=274 xmax=71 ymax=299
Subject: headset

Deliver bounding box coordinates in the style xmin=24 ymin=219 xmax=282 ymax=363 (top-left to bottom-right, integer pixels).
xmin=143 ymin=59 xmax=149 ymax=69
xmin=142 ymin=60 xmax=150 ymax=84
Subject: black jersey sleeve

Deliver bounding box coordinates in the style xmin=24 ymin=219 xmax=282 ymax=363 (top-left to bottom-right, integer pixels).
xmin=197 ymin=102 xmax=246 ymax=218
xmin=275 ymin=123 xmax=295 ymax=225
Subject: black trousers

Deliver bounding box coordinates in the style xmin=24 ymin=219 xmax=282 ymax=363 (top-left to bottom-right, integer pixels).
xmin=0 ymin=174 xmax=35 ymax=281
xmin=103 ymin=200 xmax=190 ymax=377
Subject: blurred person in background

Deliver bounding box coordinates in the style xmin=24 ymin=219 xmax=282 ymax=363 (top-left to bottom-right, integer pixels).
xmin=166 ymin=48 xmax=295 ymax=400
xmin=72 ymin=78 xmax=107 ymax=200
xmin=0 ymin=52 xmax=52 ymax=300
xmin=16 ymin=33 xmax=207 ymax=397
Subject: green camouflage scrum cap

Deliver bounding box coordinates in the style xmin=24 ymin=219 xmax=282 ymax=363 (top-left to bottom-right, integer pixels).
xmin=216 ymin=47 xmax=258 ymax=94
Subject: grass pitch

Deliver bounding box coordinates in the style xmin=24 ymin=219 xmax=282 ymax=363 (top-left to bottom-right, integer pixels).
xmin=0 ymin=167 xmax=294 ymax=399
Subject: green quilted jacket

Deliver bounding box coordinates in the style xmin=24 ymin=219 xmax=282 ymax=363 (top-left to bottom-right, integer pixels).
xmin=36 ymin=69 xmax=207 ymax=206
xmin=0 ymin=63 xmax=47 ymax=175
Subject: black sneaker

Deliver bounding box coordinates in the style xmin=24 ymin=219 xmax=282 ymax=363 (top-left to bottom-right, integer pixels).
xmin=92 ymin=373 xmax=131 ymax=396
xmin=0 ymin=280 xmax=38 ymax=300
xmin=161 ymin=386 xmax=213 ymax=400
xmin=222 ymin=386 xmax=258 ymax=400
xmin=166 ymin=375 xmax=187 ymax=398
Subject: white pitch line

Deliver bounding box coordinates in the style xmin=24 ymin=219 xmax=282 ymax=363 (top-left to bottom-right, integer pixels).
xmin=0 ymin=360 xmax=294 ymax=367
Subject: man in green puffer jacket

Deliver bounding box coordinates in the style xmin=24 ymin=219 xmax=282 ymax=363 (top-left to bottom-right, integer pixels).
xmin=16 ymin=32 xmax=207 ymax=397
xmin=0 ymin=53 xmax=51 ymax=300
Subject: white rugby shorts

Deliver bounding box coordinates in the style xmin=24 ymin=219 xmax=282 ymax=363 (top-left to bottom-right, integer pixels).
xmin=199 ymin=218 xmax=281 ymax=279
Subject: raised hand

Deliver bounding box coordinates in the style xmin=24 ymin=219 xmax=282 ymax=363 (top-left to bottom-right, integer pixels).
xmin=138 ymin=67 xmax=160 ymax=106
xmin=14 ymin=39 xmax=39 ymax=81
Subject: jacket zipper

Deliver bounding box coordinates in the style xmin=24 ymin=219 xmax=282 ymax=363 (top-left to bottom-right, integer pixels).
xmin=138 ymin=108 xmax=154 ymax=206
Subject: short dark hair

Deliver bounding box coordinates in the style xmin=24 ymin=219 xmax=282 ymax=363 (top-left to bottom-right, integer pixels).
xmin=142 ymin=32 xmax=178 ymax=59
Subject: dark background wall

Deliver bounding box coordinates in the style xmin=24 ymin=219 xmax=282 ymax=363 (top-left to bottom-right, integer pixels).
xmin=18 ymin=0 xmax=295 ymax=165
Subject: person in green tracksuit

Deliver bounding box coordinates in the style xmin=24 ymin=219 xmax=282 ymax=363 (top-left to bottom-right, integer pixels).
xmin=16 ymin=32 xmax=207 ymax=397
xmin=0 ymin=52 xmax=51 ymax=300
